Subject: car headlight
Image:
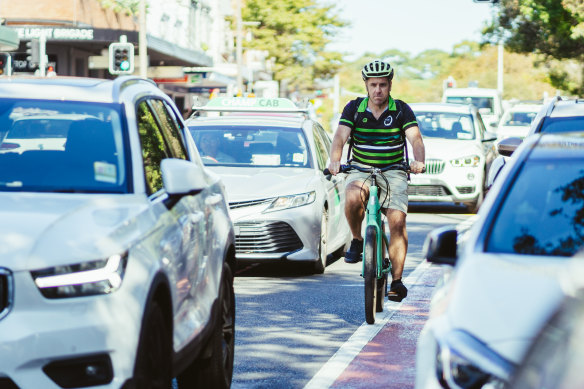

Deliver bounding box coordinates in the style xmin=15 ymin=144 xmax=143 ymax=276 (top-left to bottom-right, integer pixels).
xmin=263 ymin=191 xmax=316 ymax=213
xmin=31 ymin=253 xmax=128 ymax=298
xmin=450 ymin=155 xmax=480 ymax=167
xmin=435 ymin=330 xmax=514 ymax=389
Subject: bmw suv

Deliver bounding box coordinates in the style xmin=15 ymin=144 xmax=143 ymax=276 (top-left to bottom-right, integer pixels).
xmin=0 ymin=76 xmax=236 ymax=388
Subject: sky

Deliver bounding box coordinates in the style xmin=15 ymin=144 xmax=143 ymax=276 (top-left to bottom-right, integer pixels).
xmin=327 ymin=0 xmax=497 ymax=59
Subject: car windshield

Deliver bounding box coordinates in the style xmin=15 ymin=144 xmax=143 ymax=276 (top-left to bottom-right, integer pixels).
xmin=540 ymin=117 xmax=584 ymax=133
xmin=446 ymin=96 xmax=494 ymax=113
xmin=0 ymin=99 xmax=127 ymax=193
xmin=486 ymin=159 xmax=584 ymax=256
xmin=189 ymin=125 xmax=312 ymax=168
xmin=502 ymin=110 xmax=538 ymax=126
xmin=414 ymin=111 xmax=475 ymax=140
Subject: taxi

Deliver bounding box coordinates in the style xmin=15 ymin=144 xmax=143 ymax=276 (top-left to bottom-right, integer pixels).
xmin=186 ymin=97 xmax=351 ymax=273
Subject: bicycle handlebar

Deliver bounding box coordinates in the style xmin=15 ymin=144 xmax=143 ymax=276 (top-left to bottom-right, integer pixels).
xmin=323 ymin=163 xmax=425 ymax=176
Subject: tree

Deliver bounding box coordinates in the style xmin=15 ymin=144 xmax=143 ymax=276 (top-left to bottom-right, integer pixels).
xmin=241 ymin=0 xmax=347 ymax=93
xmin=484 ymin=0 xmax=584 ymax=95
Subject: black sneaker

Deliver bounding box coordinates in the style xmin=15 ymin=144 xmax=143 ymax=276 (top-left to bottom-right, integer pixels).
xmin=345 ymin=239 xmax=363 ymax=263
xmin=388 ymin=279 xmax=407 ymax=302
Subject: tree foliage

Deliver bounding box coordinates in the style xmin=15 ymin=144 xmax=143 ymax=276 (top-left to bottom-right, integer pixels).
xmin=484 ymin=0 xmax=584 ymax=95
xmin=241 ymin=0 xmax=347 ymax=92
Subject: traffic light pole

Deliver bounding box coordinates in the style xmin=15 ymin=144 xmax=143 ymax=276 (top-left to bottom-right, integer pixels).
xmin=139 ymin=0 xmax=147 ymax=79
xmin=39 ymin=35 xmax=47 ymax=77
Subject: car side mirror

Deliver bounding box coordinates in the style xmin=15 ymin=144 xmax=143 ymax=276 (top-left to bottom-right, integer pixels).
xmin=161 ymin=158 xmax=206 ymax=195
xmin=423 ymin=226 xmax=458 ymax=266
xmin=497 ymin=136 xmax=522 ymax=157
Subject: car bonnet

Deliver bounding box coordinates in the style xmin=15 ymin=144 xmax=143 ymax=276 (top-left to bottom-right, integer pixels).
xmin=446 ymin=253 xmax=568 ymax=363
xmin=411 ymin=138 xmax=483 ymax=160
xmin=0 ymin=192 xmax=150 ymax=271
xmin=203 ymin=166 xmax=316 ymax=202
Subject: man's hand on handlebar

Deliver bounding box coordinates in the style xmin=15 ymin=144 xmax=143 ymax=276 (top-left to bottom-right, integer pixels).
xmin=327 ymin=161 xmax=341 ymax=175
xmin=410 ymin=160 xmax=426 ymax=174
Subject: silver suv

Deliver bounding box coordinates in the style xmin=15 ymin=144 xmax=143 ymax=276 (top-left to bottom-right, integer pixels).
xmin=488 ymin=97 xmax=584 ymax=187
xmin=0 ymin=76 xmax=235 ymax=388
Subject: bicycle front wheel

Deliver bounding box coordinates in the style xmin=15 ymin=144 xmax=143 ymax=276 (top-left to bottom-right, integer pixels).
xmin=364 ymin=225 xmax=377 ymax=324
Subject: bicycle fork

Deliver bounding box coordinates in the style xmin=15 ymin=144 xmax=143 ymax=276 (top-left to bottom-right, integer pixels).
xmin=361 ymin=186 xmax=391 ymax=279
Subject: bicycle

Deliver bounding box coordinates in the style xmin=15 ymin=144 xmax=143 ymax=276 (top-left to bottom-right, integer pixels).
xmin=324 ymin=162 xmax=420 ymax=324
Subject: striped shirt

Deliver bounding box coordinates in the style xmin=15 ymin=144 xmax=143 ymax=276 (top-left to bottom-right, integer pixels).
xmin=339 ymin=97 xmax=418 ymax=167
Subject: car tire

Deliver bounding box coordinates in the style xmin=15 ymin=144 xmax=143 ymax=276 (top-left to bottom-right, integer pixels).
xmin=467 ymin=182 xmax=485 ymax=214
xmin=177 ymin=263 xmax=235 ymax=389
xmin=313 ymin=209 xmax=328 ymax=274
xmin=132 ymin=300 xmax=172 ymax=389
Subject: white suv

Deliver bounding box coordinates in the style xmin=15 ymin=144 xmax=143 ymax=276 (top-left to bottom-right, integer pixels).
xmin=0 ymin=76 xmax=236 ymax=388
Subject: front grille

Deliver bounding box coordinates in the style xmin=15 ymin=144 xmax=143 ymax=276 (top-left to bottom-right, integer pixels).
xmin=0 ymin=269 xmax=13 ymax=321
xmin=419 ymin=159 xmax=445 ymax=175
xmin=408 ymin=185 xmax=451 ymax=197
xmin=456 ymin=186 xmax=475 ymax=194
xmin=229 ymin=198 xmax=275 ymax=210
xmin=235 ymin=221 xmax=303 ymax=254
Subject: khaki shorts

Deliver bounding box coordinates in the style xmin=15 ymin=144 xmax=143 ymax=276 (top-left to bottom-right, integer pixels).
xmin=345 ymin=163 xmax=409 ymax=213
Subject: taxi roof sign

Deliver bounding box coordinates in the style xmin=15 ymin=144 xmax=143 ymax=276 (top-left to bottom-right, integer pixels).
xmin=192 ymin=97 xmax=308 ymax=115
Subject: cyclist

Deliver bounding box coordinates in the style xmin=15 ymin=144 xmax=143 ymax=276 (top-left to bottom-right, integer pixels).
xmin=327 ymin=59 xmax=425 ymax=302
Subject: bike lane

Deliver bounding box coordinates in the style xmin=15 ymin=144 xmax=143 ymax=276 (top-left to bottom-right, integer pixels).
xmin=304 ymin=260 xmax=443 ymax=389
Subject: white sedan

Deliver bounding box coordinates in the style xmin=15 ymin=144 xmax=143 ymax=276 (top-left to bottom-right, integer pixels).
xmin=408 ymin=103 xmax=498 ymax=213
xmin=187 ymin=97 xmax=352 ymax=273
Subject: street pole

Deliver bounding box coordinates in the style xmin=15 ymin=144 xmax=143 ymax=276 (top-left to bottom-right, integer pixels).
xmin=39 ymin=35 xmax=46 ymax=77
xmin=139 ymin=0 xmax=147 ymax=79
xmin=236 ymin=0 xmax=243 ymax=95
xmin=497 ymin=38 xmax=503 ymax=96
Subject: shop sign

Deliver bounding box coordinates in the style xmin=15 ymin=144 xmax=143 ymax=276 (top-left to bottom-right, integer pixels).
xmin=15 ymin=27 xmax=94 ymax=41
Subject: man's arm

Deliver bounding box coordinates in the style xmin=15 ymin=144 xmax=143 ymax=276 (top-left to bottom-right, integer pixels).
xmin=327 ymin=124 xmax=351 ymax=175
xmin=405 ymin=126 xmax=425 ymax=174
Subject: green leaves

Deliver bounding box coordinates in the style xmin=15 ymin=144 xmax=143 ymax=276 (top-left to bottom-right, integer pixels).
xmin=242 ymin=0 xmax=347 ymax=91
xmin=487 ymin=0 xmax=584 ymax=95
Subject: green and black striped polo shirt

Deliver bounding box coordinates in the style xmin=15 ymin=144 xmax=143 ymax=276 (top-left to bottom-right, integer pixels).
xmin=339 ymin=97 xmax=418 ymax=167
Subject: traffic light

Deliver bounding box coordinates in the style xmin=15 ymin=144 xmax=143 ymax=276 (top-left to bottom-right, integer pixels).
xmin=108 ymin=42 xmax=135 ymax=75
xmin=0 ymin=53 xmax=10 ymax=76
xmin=26 ymin=39 xmax=40 ymax=66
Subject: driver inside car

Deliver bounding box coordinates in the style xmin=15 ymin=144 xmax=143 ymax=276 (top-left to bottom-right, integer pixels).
xmin=198 ymin=132 xmax=235 ymax=163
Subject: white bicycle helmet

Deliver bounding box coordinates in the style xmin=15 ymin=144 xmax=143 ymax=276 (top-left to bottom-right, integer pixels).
xmin=361 ymin=60 xmax=394 ymax=81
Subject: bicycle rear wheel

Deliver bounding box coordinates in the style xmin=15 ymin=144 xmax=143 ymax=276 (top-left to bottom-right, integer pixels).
xmin=364 ymin=225 xmax=377 ymax=324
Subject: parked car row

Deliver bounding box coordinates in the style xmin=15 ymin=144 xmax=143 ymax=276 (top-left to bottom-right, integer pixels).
xmin=415 ymin=89 xmax=584 ymax=389
xmin=0 ymin=76 xmax=236 ymax=388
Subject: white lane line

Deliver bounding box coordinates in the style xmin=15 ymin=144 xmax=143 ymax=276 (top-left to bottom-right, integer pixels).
xmin=303 ymin=260 xmax=432 ymax=389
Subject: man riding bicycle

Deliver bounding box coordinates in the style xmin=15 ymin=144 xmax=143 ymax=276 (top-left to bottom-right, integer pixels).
xmin=327 ymin=59 xmax=425 ymax=302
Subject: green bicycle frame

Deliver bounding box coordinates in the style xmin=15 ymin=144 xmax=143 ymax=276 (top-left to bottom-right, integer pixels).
xmin=361 ymin=183 xmax=391 ymax=279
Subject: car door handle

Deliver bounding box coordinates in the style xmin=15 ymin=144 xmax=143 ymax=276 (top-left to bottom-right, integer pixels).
xmin=205 ymin=194 xmax=223 ymax=206
xmin=189 ymin=212 xmax=203 ymax=224
xmin=179 ymin=212 xmax=203 ymax=226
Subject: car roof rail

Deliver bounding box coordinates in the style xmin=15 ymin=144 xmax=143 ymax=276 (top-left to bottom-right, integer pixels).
xmin=112 ymin=76 xmax=158 ymax=102
xmin=545 ymin=95 xmax=563 ymax=116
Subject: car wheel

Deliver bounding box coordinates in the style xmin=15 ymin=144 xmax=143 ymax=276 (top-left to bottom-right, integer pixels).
xmin=467 ymin=182 xmax=485 ymax=214
xmin=313 ymin=209 xmax=328 ymax=274
xmin=177 ymin=263 xmax=235 ymax=389
xmin=132 ymin=300 xmax=172 ymax=389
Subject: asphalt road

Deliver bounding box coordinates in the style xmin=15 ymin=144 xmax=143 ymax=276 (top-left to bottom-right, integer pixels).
xmin=232 ymin=205 xmax=473 ymax=388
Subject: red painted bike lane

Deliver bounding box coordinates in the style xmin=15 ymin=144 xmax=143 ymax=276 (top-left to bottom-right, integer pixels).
xmin=305 ymin=262 xmax=444 ymax=389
